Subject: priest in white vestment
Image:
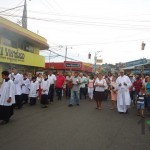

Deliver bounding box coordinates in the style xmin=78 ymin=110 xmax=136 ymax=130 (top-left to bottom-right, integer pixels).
xmin=116 ymin=70 xmax=132 ymax=113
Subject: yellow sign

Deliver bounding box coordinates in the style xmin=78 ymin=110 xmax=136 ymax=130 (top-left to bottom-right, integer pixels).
xmin=0 ymin=45 xmax=45 ymax=67
xmin=96 ymin=59 xmax=103 ymax=64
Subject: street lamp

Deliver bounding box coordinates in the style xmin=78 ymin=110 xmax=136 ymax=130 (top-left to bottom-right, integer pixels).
xmin=49 ymin=50 xmax=51 ymax=69
xmin=94 ymin=51 xmax=102 ymax=73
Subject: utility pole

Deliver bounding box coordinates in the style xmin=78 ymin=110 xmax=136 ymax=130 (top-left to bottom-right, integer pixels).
xmin=94 ymin=51 xmax=102 ymax=73
xmin=22 ymin=0 xmax=27 ymax=29
xmin=49 ymin=50 xmax=51 ymax=69
xmin=65 ymin=46 xmax=67 ymax=62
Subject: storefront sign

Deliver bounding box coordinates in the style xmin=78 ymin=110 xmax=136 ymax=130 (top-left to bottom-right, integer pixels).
xmin=125 ymin=59 xmax=147 ymax=67
xmin=64 ymin=61 xmax=83 ymax=70
xmin=64 ymin=62 xmax=81 ymax=68
xmin=0 ymin=46 xmax=25 ymax=62
xmin=0 ymin=45 xmax=45 ymax=67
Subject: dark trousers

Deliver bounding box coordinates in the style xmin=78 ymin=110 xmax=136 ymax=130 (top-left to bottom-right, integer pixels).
xmin=15 ymin=95 xmax=23 ymax=109
xmin=85 ymin=84 xmax=88 ymax=96
xmin=22 ymin=94 xmax=29 ymax=104
xmin=104 ymin=89 xmax=110 ymax=100
xmin=130 ymin=91 xmax=135 ymax=105
xmin=66 ymin=85 xmax=71 ymax=98
xmin=0 ymin=105 xmax=13 ymax=122
xmin=80 ymin=87 xmax=87 ymax=99
xmin=130 ymin=91 xmax=135 ymax=100
xmin=147 ymin=95 xmax=150 ymax=111
xmin=48 ymin=84 xmax=55 ymax=102
xmin=56 ymin=88 xmax=62 ymax=100
xmin=29 ymin=97 xmax=36 ymax=105
xmin=41 ymin=94 xmax=48 ymax=105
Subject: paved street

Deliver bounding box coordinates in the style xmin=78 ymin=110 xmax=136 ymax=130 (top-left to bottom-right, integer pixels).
xmin=0 ymin=99 xmax=150 ymax=150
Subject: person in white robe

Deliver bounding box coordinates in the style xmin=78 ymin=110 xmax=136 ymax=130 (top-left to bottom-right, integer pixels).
xmin=21 ymin=73 xmax=30 ymax=104
xmin=29 ymin=76 xmax=39 ymax=105
xmin=10 ymin=68 xmax=23 ymax=109
xmin=116 ymin=70 xmax=132 ymax=113
xmin=0 ymin=71 xmax=15 ymax=124
xmin=41 ymin=73 xmax=50 ymax=108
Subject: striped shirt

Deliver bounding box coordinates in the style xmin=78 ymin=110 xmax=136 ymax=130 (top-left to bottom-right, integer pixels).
xmin=137 ymin=93 xmax=145 ymax=104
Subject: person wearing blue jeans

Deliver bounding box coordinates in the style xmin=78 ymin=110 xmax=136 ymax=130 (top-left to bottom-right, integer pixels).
xmin=146 ymin=77 xmax=150 ymax=112
xmin=68 ymin=72 xmax=81 ymax=107
xmin=69 ymin=90 xmax=80 ymax=106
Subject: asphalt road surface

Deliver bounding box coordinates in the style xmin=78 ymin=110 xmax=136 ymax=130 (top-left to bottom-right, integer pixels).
xmin=0 ymin=99 xmax=150 ymax=150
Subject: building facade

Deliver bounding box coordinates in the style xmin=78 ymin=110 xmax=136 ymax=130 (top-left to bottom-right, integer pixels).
xmin=0 ymin=17 xmax=49 ymax=81
xmin=122 ymin=58 xmax=150 ymax=75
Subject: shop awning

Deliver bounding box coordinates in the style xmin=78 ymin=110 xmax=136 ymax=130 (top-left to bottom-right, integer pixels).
xmin=0 ymin=16 xmax=49 ymax=49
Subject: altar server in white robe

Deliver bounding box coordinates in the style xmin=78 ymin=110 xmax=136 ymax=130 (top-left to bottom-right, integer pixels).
xmin=29 ymin=76 xmax=39 ymax=105
xmin=21 ymin=73 xmax=30 ymax=104
xmin=0 ymin=71 xmax=15 ymax=124
xmin=10 ymin=68 xmax=23 ymax=109
xmin=41 ymin=73 xmax=50 ymax=108
xmin=116 ymin=69 xmax=132 ymax=113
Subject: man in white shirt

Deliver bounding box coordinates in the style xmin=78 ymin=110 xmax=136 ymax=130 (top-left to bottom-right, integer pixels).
xmin=68 ymin=72 xmax=81 ymax=107
xmin=79 ymin=73 xmax=87 ymax=100
xmin=65 ymin=72 xmax=72 ymax=98
xmin=48 ymin=70 xmax=56 ymax=103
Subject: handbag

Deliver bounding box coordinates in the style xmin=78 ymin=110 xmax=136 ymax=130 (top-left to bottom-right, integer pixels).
xmin=67 ymin=81 xmax=73 ymax=89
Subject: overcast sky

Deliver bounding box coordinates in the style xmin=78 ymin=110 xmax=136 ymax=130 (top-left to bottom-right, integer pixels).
xmin=1 ymin=0 xmax=150 ymax=64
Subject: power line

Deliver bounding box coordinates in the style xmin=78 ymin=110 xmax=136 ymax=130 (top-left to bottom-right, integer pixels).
xmin=18 ymin=9 xmax=150 ymax=23
xmin=51 ymin=0 xmax=65 ymax=13
xmin=0 ymin=4 xmax=24 ymax=23
xmin=40 ymin=0 xmax=55 ymax=12
xmin=44 ymin=0 xmax=55 ymax=10
xmin=42 ymin=55 xmax=59 ymax=59
xmin=41 ymin=0 xmax=65 ymax=15
xmin=0 ymin=5 xmax=24 ymax=13
xmin=0 ymin=6 xmax=150 ymax=27
xmin=38 ymin=23 xmax=150 ymax=46
xmin=43 ymin=49 xmax=81 ymax=62
xmin=66 ymin=38 xmax=150 ymax=47
xmin=1 ymin=6 xmax=150 ymax=23
xmin=10 ymin=0 xmax=24 ymax=16
xmin=1 ymin=13 xmax=150 ymax=30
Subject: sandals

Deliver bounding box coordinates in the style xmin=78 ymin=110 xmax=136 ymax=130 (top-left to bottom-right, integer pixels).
xmin=96 ymin=107 xmax=102 ymax=110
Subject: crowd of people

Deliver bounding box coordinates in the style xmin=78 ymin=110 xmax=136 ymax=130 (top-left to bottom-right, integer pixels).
xmin=0 ymin=67 xmax=150 ymax=125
